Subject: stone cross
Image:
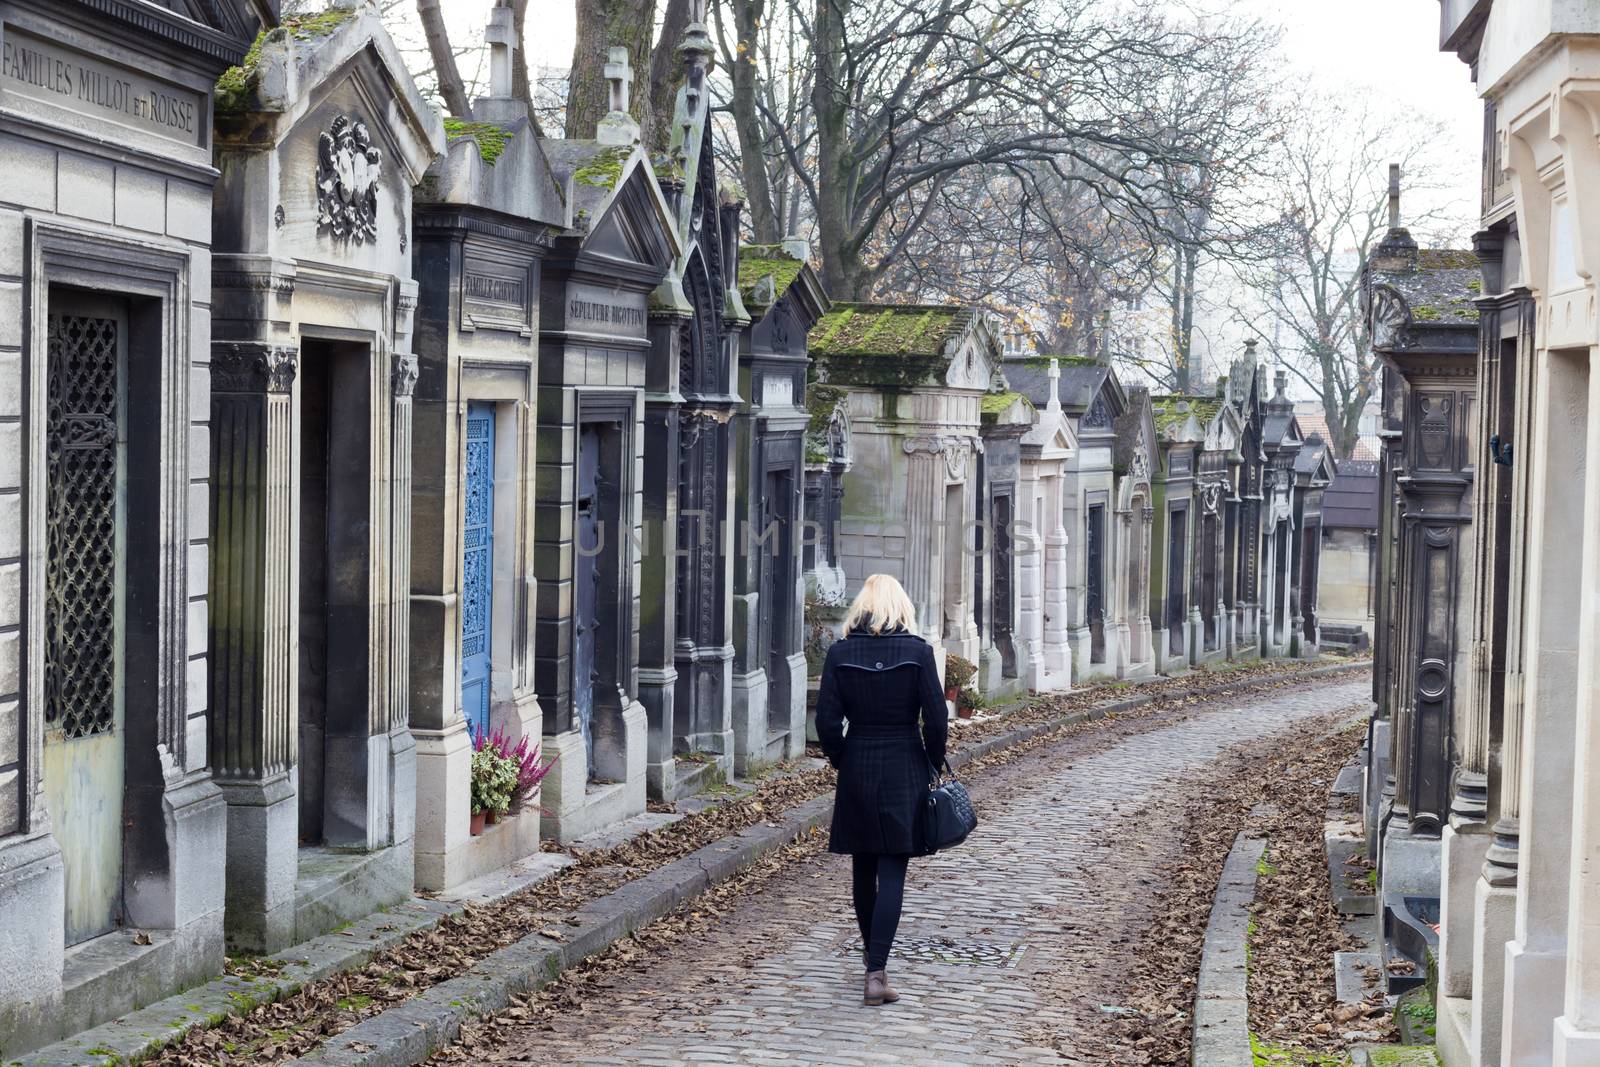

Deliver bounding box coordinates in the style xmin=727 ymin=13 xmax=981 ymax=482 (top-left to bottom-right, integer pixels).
xmin=1047 ymin=357 xmax=1062 ymax=412
xmin=605 ymin=47 xmax=632 ymax=116
xmin=596 ymin=45 xmax=641 ymax=145
xmin=487 ymin=2 xmax=515 ymax=99
xmin=1388 ymin=163 xmax=1401 ymax=230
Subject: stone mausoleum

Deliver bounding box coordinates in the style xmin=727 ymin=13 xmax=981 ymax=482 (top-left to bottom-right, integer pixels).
xmin=534 ymin=89 xmax=677 ymax=841
xmin=205 ymin=5 xmax=444 ymax=953
xmin=807 ymin=303 xmax=1000 ymax=671
xmin=407 ymin=6 xmax=564 ymax=891
xmin=0 ymin=0 xmax=253 ymax=1050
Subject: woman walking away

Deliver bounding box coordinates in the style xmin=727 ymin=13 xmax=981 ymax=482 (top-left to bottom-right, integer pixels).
xmin=814 ymin=574 xmax=950 ymax=1006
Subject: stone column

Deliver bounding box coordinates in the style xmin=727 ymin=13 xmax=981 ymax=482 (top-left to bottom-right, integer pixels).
xmin=902 ymin=438 xmax=947 ymax=643
xmin=208 ymin=341 xmax=299 ymax=952
xmin=387 ymin=352 xmax=418 ymax=852
xmin=1501 ymin=344 xmax=1586 ymax=1066
xmin=639 ymin=390 xmax=682 ymax=798
xmin=1043 ymin=476 xmax=1071 ymax=684
xmin=1553 ymin=359 xmax=1600 ymax=1064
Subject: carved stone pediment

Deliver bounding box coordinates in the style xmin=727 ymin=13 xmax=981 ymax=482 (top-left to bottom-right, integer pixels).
xmin=946 ymin=337 xmax=992 ymax=390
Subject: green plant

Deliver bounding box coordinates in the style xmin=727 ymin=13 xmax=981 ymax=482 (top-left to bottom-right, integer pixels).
xmin=957 ymin=685 xmax=980 ymax=708
xmin=469 ymin=746 xmax=518 ymax=816
xmin=945 ymin=653 xmax=977 ymax=691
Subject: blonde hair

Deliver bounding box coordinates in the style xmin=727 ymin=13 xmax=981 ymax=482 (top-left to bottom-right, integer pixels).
xmin=842 ymin=574 xmax=919 ymax=636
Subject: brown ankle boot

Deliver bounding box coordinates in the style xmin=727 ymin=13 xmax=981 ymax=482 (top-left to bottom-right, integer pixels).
xmin=863 ymin=969 xmax=900 ymax=1005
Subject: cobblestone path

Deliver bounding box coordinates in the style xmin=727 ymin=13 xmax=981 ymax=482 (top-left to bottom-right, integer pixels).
xmin=465 ymin=677 xmax=1370 ymax=1067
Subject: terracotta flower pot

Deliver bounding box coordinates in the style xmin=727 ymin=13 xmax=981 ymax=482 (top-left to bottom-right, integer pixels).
xmin=470 ymin=810 xmax=487 ymax=836
xmin=944 ymin=685 xmax=960 ymax=703
xmin=956 ymin=703 xmax=976 ymax=720
xmin=486 ymin=808 xmax=500 ymax=826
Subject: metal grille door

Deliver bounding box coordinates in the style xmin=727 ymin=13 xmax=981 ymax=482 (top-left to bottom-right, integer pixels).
xmin=461 ymin=404 xmax=495 ymax=741
xmin=45 ymin=314 xmax=119 ymax=737
xmin=42 ymin=303 xmax=126 ymax=945
xmin=1086 ymin=504 xmax=1105 ymax=664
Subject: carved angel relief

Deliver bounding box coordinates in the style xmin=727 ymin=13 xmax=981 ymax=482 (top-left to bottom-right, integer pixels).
xmin=317 ymin=115 xmax=382 ymax=243
xmin=1130 ymin=441 xmax=1150 ymax=481
xmin=1367 ymin=284 xmax=1410 ymax=350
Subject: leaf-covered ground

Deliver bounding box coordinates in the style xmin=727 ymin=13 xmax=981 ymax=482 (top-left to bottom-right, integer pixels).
xmin=1104 ymin=707 xmax=1377 ymax=1065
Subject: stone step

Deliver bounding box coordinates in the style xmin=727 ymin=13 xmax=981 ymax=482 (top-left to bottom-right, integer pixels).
xmin=1334 ymin=763 xmax=1364 ymax=795
xmin=1327 ymin=829 xmax=1377 ymax=916
xmin=1335 ymin=949 xmax=1383 ymax=1004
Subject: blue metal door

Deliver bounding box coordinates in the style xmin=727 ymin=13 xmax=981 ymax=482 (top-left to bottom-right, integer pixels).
xmin=461 ymin=403 xmax=495 ymax=741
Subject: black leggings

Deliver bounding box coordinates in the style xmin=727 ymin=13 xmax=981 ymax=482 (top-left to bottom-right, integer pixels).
xmin=851 ymin=853 xmax=910 ymax=971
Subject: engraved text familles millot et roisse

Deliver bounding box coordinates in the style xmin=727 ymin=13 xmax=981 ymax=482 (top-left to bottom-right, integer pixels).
xmin=2 ymin=28 xmax=200 ymax=144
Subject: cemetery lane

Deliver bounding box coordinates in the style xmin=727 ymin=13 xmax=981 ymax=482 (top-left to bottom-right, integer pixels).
xmin=437 ymin=673 xmax=1372 ymax=1066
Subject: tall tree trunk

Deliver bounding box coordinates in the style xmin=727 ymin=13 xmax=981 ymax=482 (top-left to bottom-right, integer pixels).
xmin=813 ymin=0 xmax=861 ymax=298
xmin=567 ymin=0 xmax=657 ymax=142
xmin=1169 ymin=252 xmax=1186 ymax=392
xmin=726 ymin=0 xmax=780 ymax=243
xmin=510 ymin=0 xmax=544 ymax=137
xmin=417 ymin=0 xmax=472 ymax=119
xmin=647 ymin=0 xmax=692 ymax=155
xmin=1178 ymin=243 xmax=1198 ymax=393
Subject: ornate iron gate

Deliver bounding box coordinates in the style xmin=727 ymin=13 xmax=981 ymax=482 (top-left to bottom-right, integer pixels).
xmin=461 ymin=404 xmax=494 ymax=741
xmin=1167 ymin=508 xmax=1186 ymax=656
xmin=1086 ymin=504 xmax=1105 ymax=663
xmin=42 ymin=304 xmax=125 ymax=945
xmin=574 ymin=425 xmax=601 ymax=777
xmin=1202 ymin=512 xmax=1218 ymax=651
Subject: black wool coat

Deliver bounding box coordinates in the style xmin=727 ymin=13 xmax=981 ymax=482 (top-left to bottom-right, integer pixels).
xmin=815 ymin=630 xmax=950 ymax=857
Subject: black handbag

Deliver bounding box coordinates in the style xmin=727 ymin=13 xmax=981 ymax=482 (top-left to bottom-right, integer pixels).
xmin=924 ymin=759 xmax=977 ymax=852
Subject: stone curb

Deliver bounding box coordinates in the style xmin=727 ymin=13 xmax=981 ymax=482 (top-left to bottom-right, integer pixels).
xmin=15 ymin=661 xmax=1367 ymax=1067
xmin=1192 ymin=832 xmax=1267 ymax=1067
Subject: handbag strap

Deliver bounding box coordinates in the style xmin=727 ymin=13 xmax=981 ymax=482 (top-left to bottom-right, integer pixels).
xmin=928 ymin=756 xmax=958 ymax=784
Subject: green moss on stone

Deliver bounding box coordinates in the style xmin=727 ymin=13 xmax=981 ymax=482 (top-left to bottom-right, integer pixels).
xmin=573 ymin=146 xmax=633 ymax=190
xmin=738 ymin=245 xmax=805 ymax=307
xmin=443 ymin=119 xmax=514 ymax=165
xmin=215 ymin=9 xmax=356 ymax=114
xmin=805 ymin=384 xmax=846 ymax=462
xmin=1412 ymin=305 xmax=1442 ymax=321
xmin=809 ymin=303 xmax=965 ymax=359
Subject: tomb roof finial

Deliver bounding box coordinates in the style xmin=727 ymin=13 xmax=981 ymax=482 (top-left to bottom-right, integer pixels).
xmin=486 ymin=1 xmax=515 ymax=100
xmin=1388 ymin=162 xmax=1401 ymax=231
xmin=1372 ymin=161 xmax=1418 ymax=271
xmin=596 ymin=46 xmax=640 ymax=146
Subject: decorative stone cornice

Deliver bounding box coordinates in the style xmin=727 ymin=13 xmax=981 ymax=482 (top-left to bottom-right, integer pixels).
xmin=212 ymin=342 xmax=299 ymax=394
xmin=902 ymin=434 xmax=982 ymax=479
xmin=213 ymin=271 xmax=296 ymax=297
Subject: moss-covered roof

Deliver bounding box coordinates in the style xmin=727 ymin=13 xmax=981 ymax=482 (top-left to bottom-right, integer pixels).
xmin=443 ymin=118 xmax=514 ymax=165
xmin=215 ymin=9 xmax=356 ymax=114
xmin=738 ymin=245 xmax=806 ymax=310
xmin=980 ymin=390 xmax=1033 ymax=426
xmin=808 ymin=303 xmax=968 ymax=358
xmin=1153 ymin=394 xmax=1223 ymax=428
xmin=1006 ymin=353 xmax=1098 ymax=371
xmin=572 ymin=145 xmax=634 ymax=192
xmin=1417 ymin=249 xmax=1479 ymax=271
